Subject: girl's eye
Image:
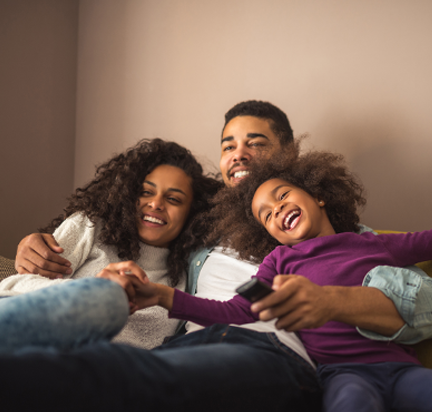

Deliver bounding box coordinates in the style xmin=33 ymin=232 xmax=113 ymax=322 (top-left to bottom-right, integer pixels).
xmin=280 ymin=191 xmax=289 ymax=200
xmin=265 ymin=211 xmax=271 ymax=223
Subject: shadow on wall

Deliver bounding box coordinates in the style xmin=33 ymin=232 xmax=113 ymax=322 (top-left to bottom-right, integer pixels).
xmin=315 ymin=109 xmax=432 ymax=232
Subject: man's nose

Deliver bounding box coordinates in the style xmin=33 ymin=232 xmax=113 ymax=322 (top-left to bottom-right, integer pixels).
xmin=232 ymin=145 xmax=252 ymax=163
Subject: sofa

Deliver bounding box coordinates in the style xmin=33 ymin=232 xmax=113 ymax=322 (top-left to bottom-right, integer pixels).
xmin=1 ymin=232 xmax=432 ymax=368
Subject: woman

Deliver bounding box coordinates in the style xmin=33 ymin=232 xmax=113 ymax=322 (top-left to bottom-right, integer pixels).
xmin=0 ymin=138 xmax=221 ymax=351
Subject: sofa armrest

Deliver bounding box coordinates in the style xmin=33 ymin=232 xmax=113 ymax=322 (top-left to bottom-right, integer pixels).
xmin=0 ymin=255 xmax=16 ymax=281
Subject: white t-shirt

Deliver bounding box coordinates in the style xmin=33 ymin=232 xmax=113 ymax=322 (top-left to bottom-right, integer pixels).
xmin=186 ymin=246 xmax=315 ymax=367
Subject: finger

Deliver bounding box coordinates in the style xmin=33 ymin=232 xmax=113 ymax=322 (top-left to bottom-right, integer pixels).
xmin=31 ymin=236 xmax=71 ymax=267
xmin=107 ymin=261 xmax=148 ymax=283
xmin=16 ymin=235 xmax=71 ymax=274
xmin=15 ymin=258 xmax=67 ymax=279
xmin=251 ymin=284 xmax=296 ymax=313
xmin=40 ymin=233 xmax=64 ymax=254
xmin=125 ymin=275 xmax=149 ymax=288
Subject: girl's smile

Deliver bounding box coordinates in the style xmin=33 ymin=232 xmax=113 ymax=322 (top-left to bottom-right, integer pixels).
xmin=251 ymin=178 xmax=335 ymax=245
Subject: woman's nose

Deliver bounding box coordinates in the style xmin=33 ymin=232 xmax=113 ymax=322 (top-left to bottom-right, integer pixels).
xmin=147 ymin=196 xmax=164 ymax=210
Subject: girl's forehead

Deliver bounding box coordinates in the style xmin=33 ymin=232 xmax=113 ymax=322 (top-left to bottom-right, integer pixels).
xmin=255 ymin=178 xmax=292 ymax=197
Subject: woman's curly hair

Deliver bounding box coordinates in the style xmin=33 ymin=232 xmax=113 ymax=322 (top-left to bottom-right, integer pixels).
xmin=40 ymin=138 xmax=223 ymax=286
xmin=205 ymin=139 xmax=366 ymax=263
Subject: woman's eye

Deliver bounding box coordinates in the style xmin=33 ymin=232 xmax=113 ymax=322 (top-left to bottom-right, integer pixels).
xmin=168 ymin=197 xmax=180 ymax=204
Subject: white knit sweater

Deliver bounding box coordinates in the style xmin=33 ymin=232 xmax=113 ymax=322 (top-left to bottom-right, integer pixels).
xmin=0 ymin=212 xmax=185 ymax=350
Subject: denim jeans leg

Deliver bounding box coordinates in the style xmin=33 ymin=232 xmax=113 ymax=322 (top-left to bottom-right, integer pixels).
xmin=0 ymin=324 xmax=322 ymax=412
xmin=0 ymin=278 xmax=129 ymax=351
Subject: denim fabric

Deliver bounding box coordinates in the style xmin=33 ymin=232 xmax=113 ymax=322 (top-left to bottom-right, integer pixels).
xmin=187 ymin=246 xmax=214 ymax=295
xmin=0 ymin=278 xmax=129 ymax=351
xmin=318 ymin=362 xmax=432 ymax=412
xmin=0 ymin=324 xmax=322 ymax=412
xmin=360 ymin=265 xmax=432 ymax=344
xmin=357 ymin=225 xmax=432 ymax=343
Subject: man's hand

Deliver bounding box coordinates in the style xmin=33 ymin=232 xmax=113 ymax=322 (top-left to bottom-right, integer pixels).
xmin=15 ymin=233 xmax=72 ymax=279
xmin=250 ymin=274 xmax=405 ymax=336
xmin=251 ymin=275 xmax=335 ymax=331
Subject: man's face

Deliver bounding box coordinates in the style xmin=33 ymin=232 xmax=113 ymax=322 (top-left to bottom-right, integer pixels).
xmin=220 ymin=116 xmax=282 ymax=187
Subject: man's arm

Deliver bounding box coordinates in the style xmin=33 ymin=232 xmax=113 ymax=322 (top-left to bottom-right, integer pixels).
xmin=359 ymin=264 xmax=432 ymax=344
xmin=15 ymin=233 xmax=72 ymax=279
xmin=251 ymin=274 xmax=404 ymax=336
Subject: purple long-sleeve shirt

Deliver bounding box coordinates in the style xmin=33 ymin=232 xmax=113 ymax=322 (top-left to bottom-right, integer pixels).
xmin=171 ymin=230 xmax=432 ymax=364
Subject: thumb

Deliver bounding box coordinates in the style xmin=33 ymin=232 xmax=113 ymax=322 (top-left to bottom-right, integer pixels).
xmin=272 ymin=274 xmax=292 ymax=290
xmin=42 ymin=233 xmax=64 ymax=253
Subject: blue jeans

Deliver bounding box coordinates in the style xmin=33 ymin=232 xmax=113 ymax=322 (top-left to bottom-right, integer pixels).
xmin=0 ymin=278 xmax=129 ymax=351
xmin=318 ymin=362 xmax=432 ymax=412
xmin=0 ymin=325 xmax=321 ymax=411
xmin=0 ymin=279 xmax=321 ymax=411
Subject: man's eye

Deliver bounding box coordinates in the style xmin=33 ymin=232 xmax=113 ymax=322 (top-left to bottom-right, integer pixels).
xmin=250 ymin=142 xmax=265 ymax=148
xmin=222 ymin=145 xmax=234 ymax=152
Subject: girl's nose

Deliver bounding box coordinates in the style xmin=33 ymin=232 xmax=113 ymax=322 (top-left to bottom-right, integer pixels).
xmin=273 ymin=202 xmax=284 ymax=218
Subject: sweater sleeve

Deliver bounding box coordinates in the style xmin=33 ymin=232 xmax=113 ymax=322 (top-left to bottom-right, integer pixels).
xmin=53 ymin=213 xmax=97 ymax=278
xmin=374 ymin=229 xmax=432 ymax=267
xmin=169 ymin=253 xmax=278 ymax=326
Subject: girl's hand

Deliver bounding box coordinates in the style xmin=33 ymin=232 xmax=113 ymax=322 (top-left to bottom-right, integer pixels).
xmin=124 ymin=276 xmax=174 ymax=312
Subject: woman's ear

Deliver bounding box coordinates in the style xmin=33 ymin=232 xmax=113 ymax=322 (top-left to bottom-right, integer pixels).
xmin=317 ymin=199 xmax=325 ymax=207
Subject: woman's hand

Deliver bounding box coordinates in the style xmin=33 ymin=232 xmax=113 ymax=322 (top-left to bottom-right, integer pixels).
xmin=96 ymin=261 xmax=149 ymax=314
xmin=95 ymin=261 xmax=175 ymax=314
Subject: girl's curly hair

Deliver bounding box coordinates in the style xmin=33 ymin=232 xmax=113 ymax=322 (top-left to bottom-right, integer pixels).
xmin=40 ymin=138 xmax=223 ymax=286
xmin=205 ymin=139 xmax=366 ymax=263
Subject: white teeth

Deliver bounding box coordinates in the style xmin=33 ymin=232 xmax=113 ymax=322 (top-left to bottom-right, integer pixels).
xmin=143 ymin=215 xmax=165 ymax=225
xmin=284 ymin=210 xmax=300 ymax=229
xmin=233 ymin=170 xmax=250 ymax=179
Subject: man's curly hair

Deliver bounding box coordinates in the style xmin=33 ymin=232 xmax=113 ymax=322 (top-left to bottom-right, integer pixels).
xmin=40 ymin=138 xmax=223 ymax=286
xmin=205 ymin=139 xmax=366 ymax=263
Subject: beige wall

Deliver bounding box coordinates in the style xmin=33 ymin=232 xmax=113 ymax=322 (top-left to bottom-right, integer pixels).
xmin=0 ymin=0 xmax=78 ymax=258
xmin=2 ymin=0 xmax=431 ymax=259
xmin=75 ymin=0 xmax=432 ymax=233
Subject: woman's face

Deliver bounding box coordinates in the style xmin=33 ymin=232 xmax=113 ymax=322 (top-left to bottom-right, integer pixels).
xmin=137 ymin=164 xmax=193 ymax=248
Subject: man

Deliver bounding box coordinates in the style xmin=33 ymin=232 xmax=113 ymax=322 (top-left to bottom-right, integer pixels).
xmin=6 ymin=101 xmax=432 ymax=411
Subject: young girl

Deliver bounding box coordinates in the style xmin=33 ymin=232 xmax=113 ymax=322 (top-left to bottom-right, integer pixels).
xmin=0 ymin=138 xmax=221 ymax=350
xmin=131 ymin=142 xmax=432 ymax=412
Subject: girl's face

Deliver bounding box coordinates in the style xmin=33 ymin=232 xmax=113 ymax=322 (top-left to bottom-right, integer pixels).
xmin=251 ymin=178 xmax=335 ymax=246
xmin=137 ymin=164 xmax=193 ymax=248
